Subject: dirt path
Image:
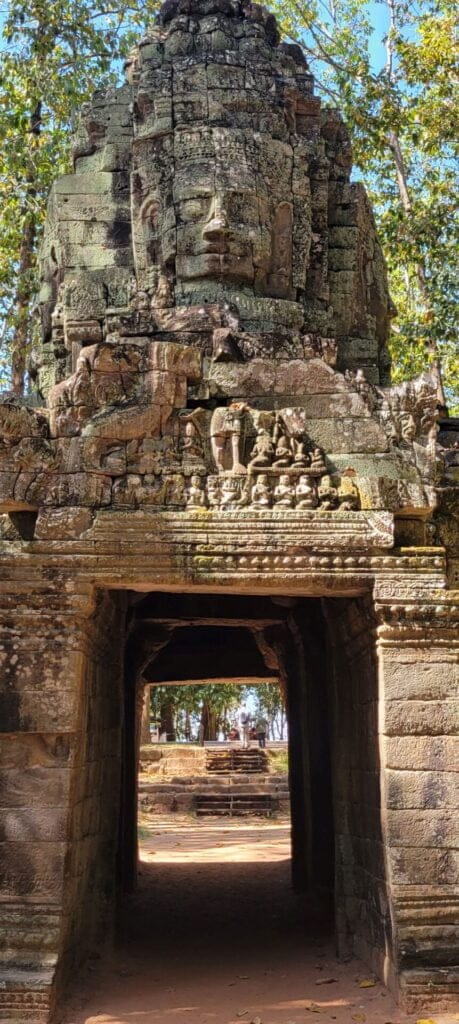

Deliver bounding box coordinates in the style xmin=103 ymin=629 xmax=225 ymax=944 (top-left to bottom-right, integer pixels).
xmin=60 ymin=815 xmax=457 ymax=1024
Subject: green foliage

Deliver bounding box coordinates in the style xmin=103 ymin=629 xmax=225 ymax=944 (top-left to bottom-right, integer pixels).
xmin=268 ymin=0 xmax=458 ymax=410
xmin=149 ymin=682 xmax=287 ymax=741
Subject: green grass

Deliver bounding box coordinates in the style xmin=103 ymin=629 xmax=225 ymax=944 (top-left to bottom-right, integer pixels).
xmin=267 ymin=749 xmax=289 ymax=773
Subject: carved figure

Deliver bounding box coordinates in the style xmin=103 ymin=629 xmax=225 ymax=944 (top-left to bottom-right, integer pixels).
xmin=206 ymin=477 xmax=220 ymax=507
xmin=248 ymin=428 xmax=274 ymax=470
xmin=186 ymin=474 xmax=207 ymax=509
xmin=273 ymin=436 xmax=293 ymax=468
xmin=337 ymin=477 xmax=360 ymax=511
xmin=182 ymin=420 xmax=203 ymax=459
xmin=274 ymin=474 xmax=295 ymax=507
xmin=210 ymin=403 xmax=248 ymax=475
xmin=292 ymin=437 xmax=309 ymax=468
xmin=165 ymin=475 xmax=185 ymax=505
xmin=318 ymin=475 xmax=338 ymax=510
xmin=220 ymin=476 xmax=248 ymax=509
xmin=251 ymin=474 xmax=272 ymax=508
xmin=310 ymin=447 xmax=327 ymax=474
xmin=295 ymin=475 xmax=318 ymax=509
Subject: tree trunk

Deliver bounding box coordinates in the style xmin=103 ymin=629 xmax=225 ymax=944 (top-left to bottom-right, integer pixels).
xmin=160 ymin=698 xmax=175 ymax=741
xmin=11 ymin=101 xmax=42 ymax=396
xmin=200 ymin=702 xmax=217 ymax=741
xmin=140 ymin=686 xmax=151 ymax=745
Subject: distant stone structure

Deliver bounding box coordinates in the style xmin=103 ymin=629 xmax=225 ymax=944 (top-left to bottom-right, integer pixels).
xmin=0 ymin=0 xmax=457 ymax=1020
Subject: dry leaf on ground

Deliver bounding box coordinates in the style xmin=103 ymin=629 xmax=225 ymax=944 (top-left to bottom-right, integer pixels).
xmin=358 ymin=978 xmax=376 ymax=988
xmin=315 ymin=977 xmax=338 ymax=985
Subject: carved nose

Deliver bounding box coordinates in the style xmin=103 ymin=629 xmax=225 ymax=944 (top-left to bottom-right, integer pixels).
xmin=202 ymin=207 xmax=229 ymax=244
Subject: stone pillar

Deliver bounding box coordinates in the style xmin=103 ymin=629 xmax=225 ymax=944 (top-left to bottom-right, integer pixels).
xmin=0 ymin=579 xmax=126 ymax=1020
xmin=0 ymin=577 xmax=95 ymax=1020
xmin=376 ymin=595 xmax=459 ymax=1013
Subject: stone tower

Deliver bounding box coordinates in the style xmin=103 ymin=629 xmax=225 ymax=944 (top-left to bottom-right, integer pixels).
xmin=0 ymin=1 xmax=457 ymax=1020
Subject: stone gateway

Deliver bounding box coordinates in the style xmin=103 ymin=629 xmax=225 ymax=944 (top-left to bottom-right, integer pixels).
xmin=0 ymin=0 xmax=457 ymax=1020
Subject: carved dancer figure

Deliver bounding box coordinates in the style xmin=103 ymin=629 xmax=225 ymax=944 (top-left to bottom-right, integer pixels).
xmin=210 ymin=403 xmax=248 ymax=474
xmin=251 ymin=474 xmax=272 ymax=508
xmin=274 ymin=474 xmax=294 ymax=507
xmin=295 ymin=474 xmax=318 ymax=509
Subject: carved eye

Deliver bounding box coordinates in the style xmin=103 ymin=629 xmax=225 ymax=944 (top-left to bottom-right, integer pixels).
xmin=179 ymin=198 xmax=208 ymax=222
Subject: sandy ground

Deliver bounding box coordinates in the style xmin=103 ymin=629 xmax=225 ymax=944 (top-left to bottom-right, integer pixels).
xmin=60 ymin=815 xmax=458 ymax=1024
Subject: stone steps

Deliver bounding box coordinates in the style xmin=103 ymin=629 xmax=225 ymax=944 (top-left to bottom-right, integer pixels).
xmin=138 ymin=770 xmax=289 ymax=815
xmin=195 ymin=793 xmax=275 ymax=817
xmin=205 ymin=748 xmax=269 ymax=774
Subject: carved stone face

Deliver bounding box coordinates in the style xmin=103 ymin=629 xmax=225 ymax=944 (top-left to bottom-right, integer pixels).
xmin=174 ymin=130 xmax=294 ymax=297
xmin=132 ymin=127 xmax=296 ymax=300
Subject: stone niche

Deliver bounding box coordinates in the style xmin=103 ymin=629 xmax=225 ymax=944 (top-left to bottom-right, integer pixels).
xmin=0 ymin=0 xmax=458 ymax=1021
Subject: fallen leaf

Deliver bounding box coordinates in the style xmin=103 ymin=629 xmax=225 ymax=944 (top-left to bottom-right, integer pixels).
xmin=250 ymin=1018 xmax=262 ymax=1024
xmin=315 ymin=977 xmax=338 ymax=985
xmin=416 ymin=1019 xmax=438 ymax=1024
xmin=352 ymin=1016 xmax=367 ymax=1022
xmin=358 ymin=979 xmax=376 ymax=988
xmin=236 ymin=1012 xmax=248 ymax=1018
xmin=305 ymin=1002 xmax=322 ymax=1014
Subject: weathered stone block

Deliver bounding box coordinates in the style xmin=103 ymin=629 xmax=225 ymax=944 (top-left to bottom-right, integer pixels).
xmin=386 ymin=769 xmax=459 ymax=810
xmin=386 ymin=809 xmax=458 ymax=848
xmin=383 ymin=700 xmax=459 ymax=736
xmin=381 ymin=657 xmax=458 ymax=701
xmin=0 ymin=768 xmax=71 ymax=807
xmin=389 ymin=847 xmax=459 ymax=885
xmin=384 ymin=736 xmax=459 ymax=772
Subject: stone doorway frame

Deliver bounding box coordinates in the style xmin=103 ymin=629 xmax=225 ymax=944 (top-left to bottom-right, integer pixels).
xmin=0 ymin=510 xmax=457 ymax=1021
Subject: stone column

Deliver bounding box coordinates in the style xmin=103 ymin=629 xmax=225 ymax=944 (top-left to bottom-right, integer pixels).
xmin=376 ymin=595 xmax=459 ymax=1013
xmin=0 ymin=576 xmax=96 ymax=1021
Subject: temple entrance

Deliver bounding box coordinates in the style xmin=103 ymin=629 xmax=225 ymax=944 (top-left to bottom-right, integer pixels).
xmin=59 ymin=587 xmax=392 ymax=1022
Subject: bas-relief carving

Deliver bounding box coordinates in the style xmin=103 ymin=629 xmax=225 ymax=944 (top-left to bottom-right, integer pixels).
xmin=0 ymin=0 xmax=443 ymax=527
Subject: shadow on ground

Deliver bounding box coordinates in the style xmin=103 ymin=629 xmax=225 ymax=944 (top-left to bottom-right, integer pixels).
xmin=59 ymin=818 xmax=449 ymax=1024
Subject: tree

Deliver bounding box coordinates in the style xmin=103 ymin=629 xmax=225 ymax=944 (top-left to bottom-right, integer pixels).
xmin=148 ymin=683 xmax=248 ymax=742
xmin=0 ymin=0 xmax=159 ymax=393
xmin=268 ymin=0 xmax=458 ymax=411
xmin=252 ymin=684 xmax=287 ymax=740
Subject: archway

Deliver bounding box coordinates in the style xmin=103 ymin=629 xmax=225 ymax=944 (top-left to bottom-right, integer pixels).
xmin=62 ymin=587 xmax=385 ymax=994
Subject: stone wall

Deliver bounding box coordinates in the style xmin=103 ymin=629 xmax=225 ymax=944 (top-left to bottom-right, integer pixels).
xmin=377 ymin=604 xmax=459 ymax=1010
xmin=56 ymin=591 xmax=125 ymax=988
xmin=325 ymin=598 xmax=388 ymax=975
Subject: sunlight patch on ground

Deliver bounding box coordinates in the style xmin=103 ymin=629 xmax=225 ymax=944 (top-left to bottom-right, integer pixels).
xmin=139 ymin=817 xmax=291 ymax=863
